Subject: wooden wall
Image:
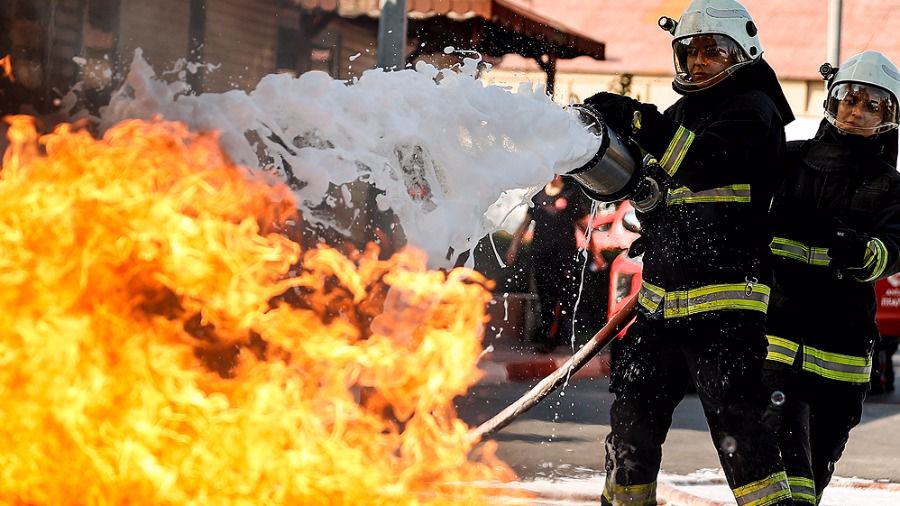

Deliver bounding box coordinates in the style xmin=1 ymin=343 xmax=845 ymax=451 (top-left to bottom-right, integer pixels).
xmin=118 ymin=0 xmax=190 ymax=73
xmin=203 ymin=0 xmax=278 ymax=92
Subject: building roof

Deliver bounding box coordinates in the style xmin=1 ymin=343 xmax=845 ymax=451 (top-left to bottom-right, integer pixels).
xmin=295 ymin=0 xmax=492 ymax=18
xmin=496 ymin=0 xmax=900 ymax=81
xmin=295 ymin=0 xmax=604 ymax=59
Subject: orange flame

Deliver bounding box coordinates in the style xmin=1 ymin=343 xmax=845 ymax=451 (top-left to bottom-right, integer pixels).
xmin=0 ymin=55 xmax=13 ymax=82
xmin=0 ymin=117 xmax=518 ymax=504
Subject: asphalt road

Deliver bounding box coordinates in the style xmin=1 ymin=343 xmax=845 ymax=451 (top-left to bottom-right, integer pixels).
xmin=455 ymin=375 xmax=900 ymax=483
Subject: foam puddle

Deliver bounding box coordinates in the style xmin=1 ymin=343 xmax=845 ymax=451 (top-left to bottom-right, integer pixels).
xmin=75 ymin=50 xmax=601 ymax=267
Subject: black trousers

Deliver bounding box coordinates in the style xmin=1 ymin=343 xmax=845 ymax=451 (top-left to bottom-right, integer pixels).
xmin=763 ymin=363 xmax=866 ymax=505
xmin=602 ymin=311 xmax=791 ymax=506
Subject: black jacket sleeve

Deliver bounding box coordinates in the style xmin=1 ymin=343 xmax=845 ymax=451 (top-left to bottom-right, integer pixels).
xmin=865 ymin=176 xmax=900 ymax=281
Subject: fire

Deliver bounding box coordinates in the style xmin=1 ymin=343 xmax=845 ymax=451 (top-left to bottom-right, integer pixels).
xmin=0 ymin=117 xmax=519 ymax=504
xmin=0 ymin=55 xmax=13 ymax=82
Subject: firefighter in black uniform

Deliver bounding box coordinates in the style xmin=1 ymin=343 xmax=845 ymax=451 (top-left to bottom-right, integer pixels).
xmin=764 ymin=50 xmax=900 ymax=505
xmin=581 ymin=0 xmax=795 ymax=504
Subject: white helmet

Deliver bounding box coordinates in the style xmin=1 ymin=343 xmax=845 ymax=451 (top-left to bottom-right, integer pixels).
xmin=823 ymin=51 xmax=900 ymax=136
xmin=662 ymin=0 xmax=762 ymax=92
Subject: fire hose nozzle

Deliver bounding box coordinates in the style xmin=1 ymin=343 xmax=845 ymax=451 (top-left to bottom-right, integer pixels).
xmin=564 ymin=104 xmax=646 ymax=204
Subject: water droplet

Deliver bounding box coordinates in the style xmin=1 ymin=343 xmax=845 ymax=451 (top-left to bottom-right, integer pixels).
xmin=720 ymin=435 xmax=737 ymax=454
xmin=770 ymin=390 xmax=786 ymax=406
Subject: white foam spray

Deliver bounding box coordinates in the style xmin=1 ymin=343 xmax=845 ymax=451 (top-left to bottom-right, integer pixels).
xmin=80 ymin=50 xmax=600 ymax=267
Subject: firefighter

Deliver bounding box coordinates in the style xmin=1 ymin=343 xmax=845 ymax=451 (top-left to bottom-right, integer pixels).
xmin=763 ymin=50 xmax=900 ymax=505
xmin=580 ymin=0 xmax=795 ymax=504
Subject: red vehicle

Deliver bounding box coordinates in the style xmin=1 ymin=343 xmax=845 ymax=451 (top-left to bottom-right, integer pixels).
xmin=608 ymin=247 xmax=641 ymax=337
xmin=875 ymin=273 xmax=900 ymax=336
xmin=602 ymin=206 xmax=900 ymax=392
xmin=583 ymin=201 xmax=641 ymax=337
xmin=873 ymin=274 xmax=900 ymax=392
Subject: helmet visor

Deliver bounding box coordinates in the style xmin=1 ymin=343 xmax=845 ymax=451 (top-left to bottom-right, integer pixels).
xmin=673 ymin=34 xmax=751 ymax=91
xmin=825 ymin=82 xmax=899 ymax=136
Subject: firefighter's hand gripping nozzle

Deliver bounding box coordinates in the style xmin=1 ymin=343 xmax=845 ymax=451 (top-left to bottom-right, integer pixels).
xmin=564 ymin=104 xmax=662 ymax=213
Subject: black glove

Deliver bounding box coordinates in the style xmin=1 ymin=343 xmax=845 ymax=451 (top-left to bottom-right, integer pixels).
xmin=627 ymin=236 xmax=647 ymax=258
xmin=828 ymin=228 xmax=872 ymax=271
xmin=583 ymin=92 xmax=673 ymax=158
xmin=583 ymin=92 xmax=642 ymax=135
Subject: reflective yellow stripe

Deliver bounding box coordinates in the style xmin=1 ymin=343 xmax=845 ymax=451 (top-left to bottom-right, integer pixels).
xmin=788 ymin=476 xmax=816 ymax=505
xmin=666 ymin=184 xmax=751 ymax=205
xmin=860 ymin=238 xmax=889 ymax=282
xmin=802 ymin=345 xmax=872 ymax=384
xmin=659 ymin=125 xmax=695 ymax=176
xmin=663 ymin=283 xmax=770 ymax=317
xmin=733 ymin=471 xmax=791 ymax=506
xmin=766 ymin=335 xmax=799 ymax=366
xmin=770 ymin=237 xmax=831 ymax=266
xmin=638 ymin=281 xmax=770 ymax=318
xmin=602 ymin=479 xmax=657 ymax=506
xmin=638 ymin=281 xmax=665 ymax=313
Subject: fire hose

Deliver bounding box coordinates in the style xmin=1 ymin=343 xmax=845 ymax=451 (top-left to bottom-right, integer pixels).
xmin=467 ymin=293 xmax=638 ymax=443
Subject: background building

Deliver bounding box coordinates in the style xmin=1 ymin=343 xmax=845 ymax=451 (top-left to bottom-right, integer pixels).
xmin=485 ymin=0 xmax=900 ymax=138
xmin=0 ymin=0 xmax=604 ymax=113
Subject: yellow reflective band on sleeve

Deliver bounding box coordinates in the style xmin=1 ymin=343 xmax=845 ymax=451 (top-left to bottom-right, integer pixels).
xmin=788 ymin=476 xmax=817 ymax=505
xmin=802 ymin=345 xmax=872 ymax=384
xmin=602 ymin=479 xmax=657 ymax=506
xmin=733 ymin=471 xmax=791 ymax=506
xmin=859 ymin=238 xmax=889 ymax=282
xmin=769 ymin=237 xmax=831 ymax=266
xmin=638 ymin=281 xmax=770 ymax=318
xmin=659 ymin=125 xmax=696 ymax=176
xmin=766 ymin=335 xmax=800 ymax=366
xmin=666 ymin=184 xmax=752 ymax=205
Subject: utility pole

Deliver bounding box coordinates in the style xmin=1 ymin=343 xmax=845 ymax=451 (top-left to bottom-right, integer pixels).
xmin=827 ymin=0 xmax=842 ymax=66
xmin=376 ymin=0 xmax=408 ymax=70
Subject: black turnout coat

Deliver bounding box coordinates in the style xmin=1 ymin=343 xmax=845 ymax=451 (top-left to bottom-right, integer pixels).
xmin=767 ymin=120 xmax=900 ymax=362
xmin=628 ymin=60 xmax=794 ymax=317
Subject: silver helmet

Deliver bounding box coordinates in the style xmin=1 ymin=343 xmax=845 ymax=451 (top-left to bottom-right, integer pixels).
xmin=664 ymin=0 xmax=762 ymax=92
xmin=823 ymin=51 xmax=900 ymax=136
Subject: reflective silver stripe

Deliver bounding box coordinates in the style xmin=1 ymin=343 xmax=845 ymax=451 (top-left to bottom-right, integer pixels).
xmin=733 ymin=471 xmax=791 ymax=506
xmin=770 ymin=237 xmax=830 ymax=266
xmin=666 ymin=184 xmax=751 ymax=205
xmin=638 ymin=281 xmax=770 ymax=318
xmin=766 ymin=335 xmax=799 ymax=366
xmin=663 ymin=283 xmax=770 ymax=318
xmin=659 ymin=126 xmax=695 ymax=176
xmin=788 ymin=476 xmax=816 ymax=504
xmin=802 ymin=346 xmax=872 ymax=384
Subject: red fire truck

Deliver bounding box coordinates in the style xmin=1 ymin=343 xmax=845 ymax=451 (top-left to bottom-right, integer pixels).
xmin=602 ymin=204 xmax=899 ymax=393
